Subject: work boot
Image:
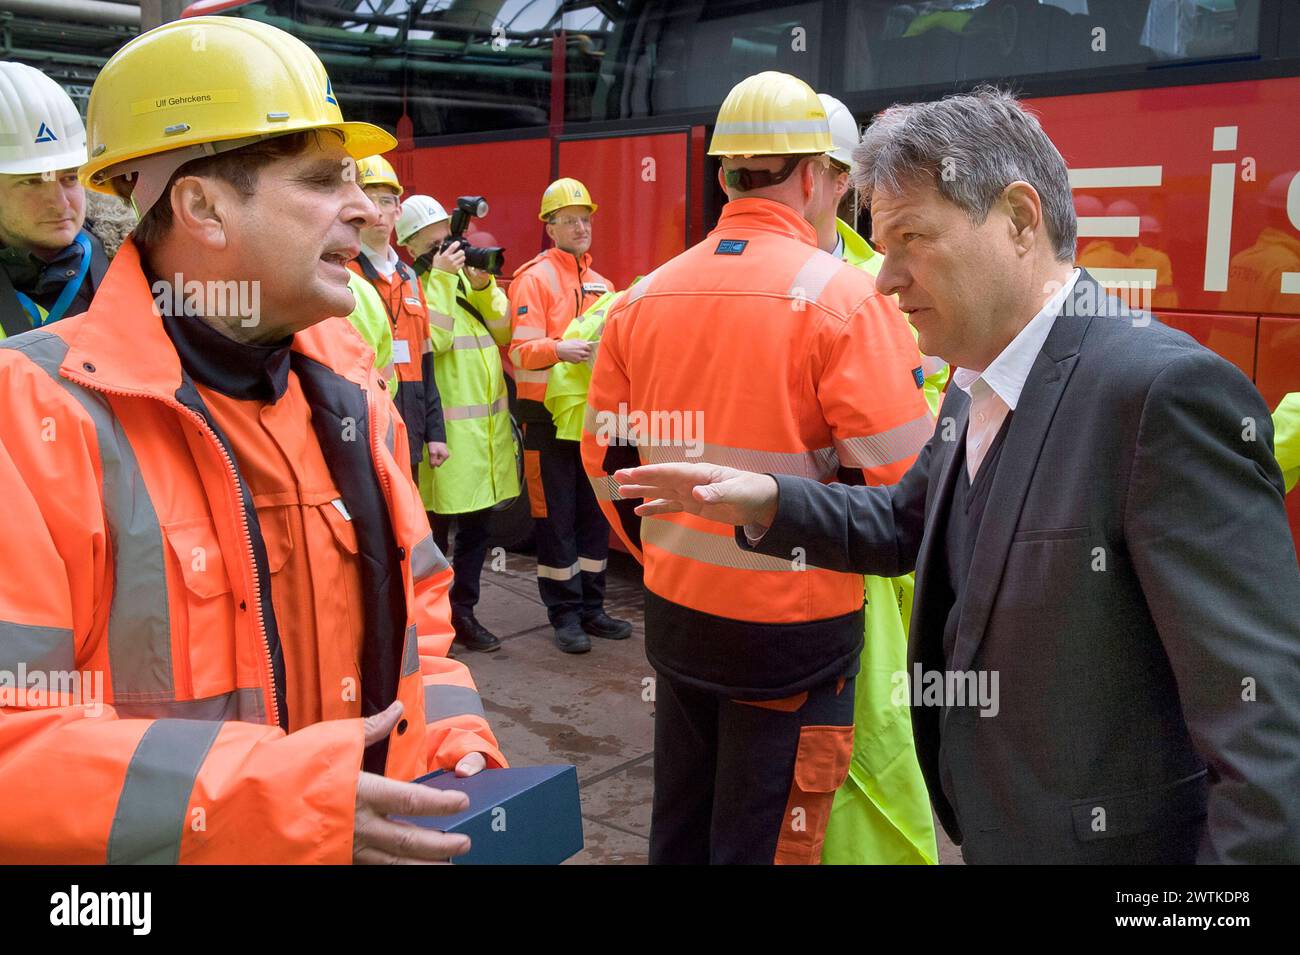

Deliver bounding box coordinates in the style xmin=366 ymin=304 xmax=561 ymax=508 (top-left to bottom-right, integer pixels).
xmin=554 ymin=620 xmax=592 ymax=654
xmin=453 ymin=613 xmax=501 ymax=653
xmin=581 ymin=611 xmax=633 ymax=640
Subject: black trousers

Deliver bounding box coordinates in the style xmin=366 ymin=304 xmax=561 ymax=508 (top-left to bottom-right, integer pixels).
xmin=649 ymin=671 xmax=856 ymax=865
xmin=524 ymin=418 xmax=609 ymax=627
xmin=428 ymin=506 xmax=493 ymax=618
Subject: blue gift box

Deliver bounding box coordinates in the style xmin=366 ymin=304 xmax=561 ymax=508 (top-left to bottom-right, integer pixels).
xmin=397 ymin=764 xmax=584 ymax=865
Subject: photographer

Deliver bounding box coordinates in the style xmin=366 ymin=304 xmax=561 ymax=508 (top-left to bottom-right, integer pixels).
xmin=397 ymin=196 xmax=520 ymax=654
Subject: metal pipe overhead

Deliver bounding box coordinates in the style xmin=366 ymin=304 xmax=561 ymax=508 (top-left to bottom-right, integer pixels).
xmin=0 ymin=0 xmax=141 ymax=26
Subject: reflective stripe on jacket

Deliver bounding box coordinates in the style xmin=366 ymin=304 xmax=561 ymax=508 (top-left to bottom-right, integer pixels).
xmin=583 ymin=197 xmax=934 ymax=627
xmin=417 ymin=268 xmax=520 ymax=514
xmin=0 ymin=240 xmax=505 ymax=863
xmin=507 ymin=247 xmax=612 ymax=409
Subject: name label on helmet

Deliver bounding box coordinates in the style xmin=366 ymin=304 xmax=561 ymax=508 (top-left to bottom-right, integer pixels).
xmin=715 ymin=239 xmax=748 ymax=255
xmin=132 ymin=89 xmax=239 ymax=114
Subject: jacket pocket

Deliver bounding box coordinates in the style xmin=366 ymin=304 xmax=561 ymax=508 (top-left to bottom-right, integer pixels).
xmin=321 ymin=499 xmax=360 ymax=555
xmin=317 ymin=499 xmax=365 ymax=687
xmin=163 ymin=519 xmax=233 ymax=599
xmin=1012 ymin=525 xmax=1090 ymax=542
xmin=1070 ymin=769 xmax=1208 ymax=842
xmin=774 ymin=723 xmax=855 ymax=865
xmin=162 ymin=519 xmax=236 ymax=698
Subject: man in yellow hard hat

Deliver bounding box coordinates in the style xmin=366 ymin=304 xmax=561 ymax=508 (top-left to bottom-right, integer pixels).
xmin=0 ymin=17 xmax=504 ymax=864
xmin=509 ymin=177 xmax=631 ymax=654
xmin=0 ymin=62 xmax=110 ymax=336
xmin=583 ymin=71 xmax=933 ymax=863
xmin=347 ymin=155 xmax=448 ymax=484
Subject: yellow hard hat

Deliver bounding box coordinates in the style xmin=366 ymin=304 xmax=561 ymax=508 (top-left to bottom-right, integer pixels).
xmin=540 ymin=177 xmax=597 ymax=221
xmin=81 ymin=16 xmax=396 ymax=214
xmin=708 ymin=71 xmax=831 ymax=157
xmin=357 ymin=154 xmax=402 ymax=196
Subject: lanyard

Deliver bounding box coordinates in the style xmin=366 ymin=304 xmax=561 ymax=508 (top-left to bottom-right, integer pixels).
xmin=16 ymin=233 xmax=92 ymax=327
xmin=356 ymin=253 xmax=412 ymax=332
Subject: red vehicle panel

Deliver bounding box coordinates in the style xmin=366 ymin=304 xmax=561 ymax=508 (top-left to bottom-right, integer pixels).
xmin=1155 ymin=312 xmax=1257 ymax=380
xmin=1028 ymin=79 xmax=1300 ymax=319
xmin=1256 ymin=317 xmax=1300 ymax=544
xmin=403 ymin=138 xmax=552 ymax=277
xmin=556 ymin=132 xmax=692 ymax=291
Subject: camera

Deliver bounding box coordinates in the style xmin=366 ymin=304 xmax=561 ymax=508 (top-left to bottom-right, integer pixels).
xmin=424 ymin=195 xmax=506 ymax=276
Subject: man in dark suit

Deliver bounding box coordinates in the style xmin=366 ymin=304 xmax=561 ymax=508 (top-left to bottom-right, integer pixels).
xmin=614 ymin=88 xmax=1300 ymax=864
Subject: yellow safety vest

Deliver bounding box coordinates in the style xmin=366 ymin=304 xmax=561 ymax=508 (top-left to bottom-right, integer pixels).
xmin=417 ymin=268 xmax=519 ymax=515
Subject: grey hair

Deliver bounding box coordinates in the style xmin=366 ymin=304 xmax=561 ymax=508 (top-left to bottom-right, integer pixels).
xmin=854 ymin=86 xmax=1076 ymax=261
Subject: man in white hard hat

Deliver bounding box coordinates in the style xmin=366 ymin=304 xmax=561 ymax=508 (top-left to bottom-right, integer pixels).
xmin=397 ymin=195 xmax=520 ymax=654
xmin=0 ymin=62 xmax=109 ymax=338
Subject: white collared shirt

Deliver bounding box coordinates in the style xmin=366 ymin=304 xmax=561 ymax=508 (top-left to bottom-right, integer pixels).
xmin=361 ymin=242 xmax=399 ymax=279
xmin=951 ymin=269 xmax=1080 ymax=481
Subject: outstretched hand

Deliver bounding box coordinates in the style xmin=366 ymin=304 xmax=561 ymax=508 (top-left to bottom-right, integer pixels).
xmin=614 ymin=463 xmax=779 ymax=528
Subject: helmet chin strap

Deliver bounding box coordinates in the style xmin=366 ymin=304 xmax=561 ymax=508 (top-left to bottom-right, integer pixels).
xmin=723 ymin=155 xmax=803 ymax=192
xmin=723 ymin=153 xmax=833 ymax=194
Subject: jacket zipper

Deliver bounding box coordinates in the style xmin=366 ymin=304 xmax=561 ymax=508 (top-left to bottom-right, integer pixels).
xmin=367 ymin=388 xmax=407 ymax=731
xmin=367 ymin=388 xmax=395 ymax=539
xmin=67 ymin=373 xmax=281 ymax=727
xmin=574 ymin=258 xmax=585 ymax=318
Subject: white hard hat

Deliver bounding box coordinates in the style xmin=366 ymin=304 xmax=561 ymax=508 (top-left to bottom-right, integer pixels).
xmin=817 ymin=93 xmax=859 ymax=170
xmin=0 ymin=62 xmax=87 ymax=175
xmin=396 ymin=194 xmax=450 ymax=244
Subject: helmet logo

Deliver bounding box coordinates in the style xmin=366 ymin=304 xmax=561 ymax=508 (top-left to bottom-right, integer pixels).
xmin=34 ymin=122 xmax=59 ymax=144
xmin=324 ymin=78 xmax=338 ymax=106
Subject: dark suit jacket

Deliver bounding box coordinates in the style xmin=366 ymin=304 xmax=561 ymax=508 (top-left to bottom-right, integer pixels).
xmin=739 ymin=271 xmax=1300 ymax=863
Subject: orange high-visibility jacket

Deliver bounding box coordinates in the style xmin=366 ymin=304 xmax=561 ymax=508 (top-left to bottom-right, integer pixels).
xmin=347 ymin=255 xmax=446 ymax=467
xmin=0 ymin=240 xmax=505 ymax=864
xmin=582 ymin=199 xmax=933 ymax=688
xmin=507 ymin=247 xmax=612 ymax=409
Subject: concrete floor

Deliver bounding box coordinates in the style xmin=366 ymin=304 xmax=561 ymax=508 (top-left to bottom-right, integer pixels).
xmin=460 ymin=548 xmax=961 ymax=865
